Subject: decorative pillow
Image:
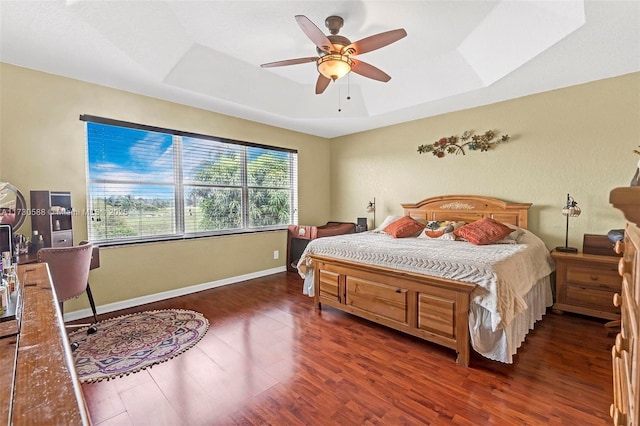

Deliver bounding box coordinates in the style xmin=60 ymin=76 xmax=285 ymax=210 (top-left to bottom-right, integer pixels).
xmin=383 ymin=216 xmax=425 ymax=238
xmin=453 ymin=218 xmax=514 ymax=245
xmin=417 ymin=220 xmax=465 ymax=239
xmin=418 ymin=230 xmax=457 ymax=240
xmin=424 ymin=229 xmax=447 ymax=238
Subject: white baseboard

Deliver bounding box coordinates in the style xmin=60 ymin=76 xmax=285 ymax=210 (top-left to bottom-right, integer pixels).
xmin=64 ymin=266 xmax=287 ymax=322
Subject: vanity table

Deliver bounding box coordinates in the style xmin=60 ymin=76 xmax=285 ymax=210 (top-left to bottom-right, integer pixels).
xmin=0 ymin=263 xmax=90 ymax=425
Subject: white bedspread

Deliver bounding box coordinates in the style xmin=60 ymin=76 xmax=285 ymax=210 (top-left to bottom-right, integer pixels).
xmin=297 ymin=229 xmax=555 ymax=332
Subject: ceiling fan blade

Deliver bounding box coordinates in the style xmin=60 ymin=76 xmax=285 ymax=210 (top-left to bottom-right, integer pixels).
xmin=342 ymin=29 xmax=407 ymax=56
xmin=351 ymin=59 xmax=391 ymax=82
xmin=295 ymin=15 xmax=333 ymax=53
xmin=260 ymin=57 xmax=318 ymax=68
xmin=315 ymin=74 xmax=331 ymax=94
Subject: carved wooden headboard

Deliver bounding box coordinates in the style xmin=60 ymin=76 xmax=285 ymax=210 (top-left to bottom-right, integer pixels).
xmin=402 ymin=195 xmax=531 ymax=229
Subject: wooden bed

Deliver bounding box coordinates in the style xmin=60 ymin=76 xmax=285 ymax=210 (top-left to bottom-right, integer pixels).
xmin=310 ymin=195 xmax=533 ymax=366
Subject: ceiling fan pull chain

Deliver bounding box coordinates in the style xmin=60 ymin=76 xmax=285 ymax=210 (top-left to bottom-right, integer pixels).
xmin=338 ymin=83 xmax=342 ymax=112
xmin=347 ymin=74 xmax=351 ymax=100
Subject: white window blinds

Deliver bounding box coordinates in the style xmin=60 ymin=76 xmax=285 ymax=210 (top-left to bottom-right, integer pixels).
xmin=82 ymin=115 xmax=298 ymax=245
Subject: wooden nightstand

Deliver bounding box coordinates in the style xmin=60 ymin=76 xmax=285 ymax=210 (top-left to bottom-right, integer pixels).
xmin=551 ymin=250 xmax=621 ymax=320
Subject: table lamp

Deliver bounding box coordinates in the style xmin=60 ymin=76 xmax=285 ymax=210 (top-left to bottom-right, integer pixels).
xmin=556 ymin=193 xmax=581 ymax=253
xmin=366 ymin=198 xmax=376 ymax=229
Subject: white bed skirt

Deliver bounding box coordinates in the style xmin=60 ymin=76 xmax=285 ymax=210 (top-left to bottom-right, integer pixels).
xmin=469 ymin=275 xmax=553 ymax=363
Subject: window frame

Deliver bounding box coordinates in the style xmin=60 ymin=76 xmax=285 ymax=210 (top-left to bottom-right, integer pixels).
xmin=81 ymin=115 xmax=298 ymax=246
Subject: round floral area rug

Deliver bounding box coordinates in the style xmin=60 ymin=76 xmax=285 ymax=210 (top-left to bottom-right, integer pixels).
xmin=68 ymin=309 xmax=209 ymax=383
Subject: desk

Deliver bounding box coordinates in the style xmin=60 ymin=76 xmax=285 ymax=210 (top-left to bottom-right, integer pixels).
xmin=1 ymin=263 xmax=91 ymax=425
xmin=15 ymin=252 xmax=38 ymax=265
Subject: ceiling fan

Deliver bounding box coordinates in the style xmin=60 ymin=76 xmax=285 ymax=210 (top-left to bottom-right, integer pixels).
xmin=260 ymin=15 xmax=407 ymax=95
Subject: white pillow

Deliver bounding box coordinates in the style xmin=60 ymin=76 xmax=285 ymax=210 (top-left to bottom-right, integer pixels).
xmin=372 ymin=215 xmax=402 ymax=233
xmin=493 ymin=225 xmax=524 ymax=244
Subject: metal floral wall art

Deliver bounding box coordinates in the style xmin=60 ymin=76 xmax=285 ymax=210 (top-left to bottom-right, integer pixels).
xmin=417 ymin=130 xmax=510 ymax=158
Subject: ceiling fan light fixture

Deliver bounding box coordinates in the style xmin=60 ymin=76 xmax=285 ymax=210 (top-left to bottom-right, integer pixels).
xmin=317 ymin=54 xmax=353 ymax=81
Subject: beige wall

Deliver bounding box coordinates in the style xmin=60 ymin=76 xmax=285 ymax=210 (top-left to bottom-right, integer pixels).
xmin=2 ymin=63 xmax=638 ymax=312
xmin=0 ymin=63 xmax=331 ymax=310
xmin=329 ymin=72 xmax=640 ymax=249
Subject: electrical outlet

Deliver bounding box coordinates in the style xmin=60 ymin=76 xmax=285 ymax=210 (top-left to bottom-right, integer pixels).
xmin=273 ymin=250 xmax=279 ymax=259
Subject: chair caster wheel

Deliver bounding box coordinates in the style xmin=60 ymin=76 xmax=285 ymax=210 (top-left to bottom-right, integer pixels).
xmin=87 ymin=325 xmax=98 ymax=335
xmin=71 ymin=342 xmax=79 ymax=351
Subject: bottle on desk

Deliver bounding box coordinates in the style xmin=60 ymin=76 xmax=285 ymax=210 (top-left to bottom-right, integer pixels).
xmin=0 ymin=273 xmax=8 ymax=312
xmin=0 ymin=252 xmax=15 ymax=295
xmin=30 ymin=231 xmax=44 ymax=254
xmin=1 ymin=251 xmax=10 ymax=268
xmin=5 ymin=265 xmax=16 ymax=294
xmin=0 ymin=287 xmax=7 ymax=313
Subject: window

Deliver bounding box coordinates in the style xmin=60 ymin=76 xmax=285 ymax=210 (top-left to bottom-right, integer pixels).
xmin=82 ymin=115 xmax=298 ymax=245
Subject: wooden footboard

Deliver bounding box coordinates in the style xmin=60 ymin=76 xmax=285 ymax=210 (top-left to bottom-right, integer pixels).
xmin=311 ymin=254 xmax=476 ymax=366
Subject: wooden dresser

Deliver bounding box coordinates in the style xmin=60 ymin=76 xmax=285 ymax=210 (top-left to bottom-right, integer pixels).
xmin=1 ymin=263 xmax=91 ymax=425
xmin=609 ymin=187 xmax=640 ymax=425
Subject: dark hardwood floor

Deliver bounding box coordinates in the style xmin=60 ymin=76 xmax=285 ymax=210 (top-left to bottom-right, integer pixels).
xmin=81 ymin=272 xmax=614 ymax=425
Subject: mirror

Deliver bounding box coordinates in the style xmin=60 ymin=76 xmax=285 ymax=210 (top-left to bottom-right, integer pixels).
xmin=0 ymin=182 xmax=27 ymax=231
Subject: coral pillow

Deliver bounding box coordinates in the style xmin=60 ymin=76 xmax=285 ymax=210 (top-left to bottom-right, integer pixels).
xmin=383 ymin=216 xmax=425 ymax=238
xmin=453 ymin=218 xmax=514 ymax=245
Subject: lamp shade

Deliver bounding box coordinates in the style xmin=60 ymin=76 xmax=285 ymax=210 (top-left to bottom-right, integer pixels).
xmin=562 ymin=205 xmax=581 ymax=217
xmin=317 ymin=54 xmax=353 ymax=81
xmin=562 ymin=194 xmax=581 ymax=217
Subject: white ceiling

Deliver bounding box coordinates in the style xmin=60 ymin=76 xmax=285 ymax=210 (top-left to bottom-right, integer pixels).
xmin=1 ymin=1 xmax=638 ymax=138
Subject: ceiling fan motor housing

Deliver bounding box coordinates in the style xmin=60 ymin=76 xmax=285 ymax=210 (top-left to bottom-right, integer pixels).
xmin=316 ymin=35 xmax=352 ymax=56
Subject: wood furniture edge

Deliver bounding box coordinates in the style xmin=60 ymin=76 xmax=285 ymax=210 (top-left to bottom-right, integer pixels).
xmin=609 ymin=187 xmax=640 ymax=225
xmin=551 ymin=250 xmax=621 ymax=265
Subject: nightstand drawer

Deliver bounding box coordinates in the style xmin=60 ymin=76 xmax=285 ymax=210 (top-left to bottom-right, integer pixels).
xmin=566 ymin=264 xmax=620 ymax=290
xmin=564 ymin=283 xmax=620 ymax=314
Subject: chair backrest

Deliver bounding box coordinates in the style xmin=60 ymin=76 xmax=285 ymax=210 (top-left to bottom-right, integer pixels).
xmin=37 ymin=242 xmax=93 ymax=302
xmin=79 ymin=240 xmax=100 ymax=270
